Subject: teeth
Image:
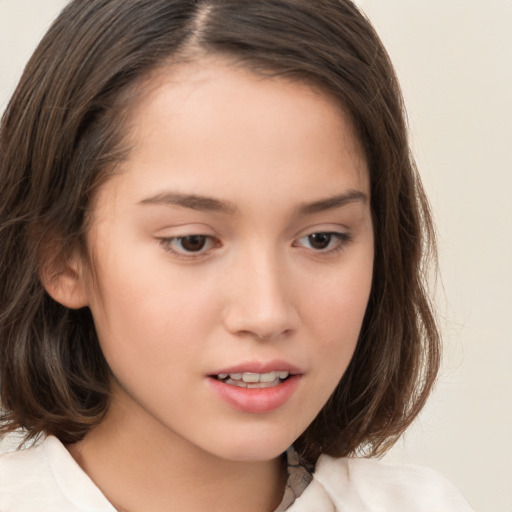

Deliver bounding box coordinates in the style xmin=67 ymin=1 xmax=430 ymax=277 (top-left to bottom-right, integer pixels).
xmin=242 ymin=373 xmax=261 ymax=383
xmin=258 ymin=372 xmax=277 ymax=383
xmin=216 ymin=371 xmax=290 ymax=384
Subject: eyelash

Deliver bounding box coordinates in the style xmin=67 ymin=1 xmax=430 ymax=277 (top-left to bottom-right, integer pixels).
xmin=293 ymin=232 xmax=352 ymax=253
xmin=158 ymin=235 xmax=219 ymax=258
xmin=158 ymin=231 xmax=352 ymax=258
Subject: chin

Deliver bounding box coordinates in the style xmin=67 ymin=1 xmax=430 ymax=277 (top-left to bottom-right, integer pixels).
xmin=201 ymin=425 xmax=301 ymax=462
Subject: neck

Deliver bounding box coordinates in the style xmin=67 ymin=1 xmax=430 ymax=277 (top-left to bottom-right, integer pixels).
xmin=67 ymin=389 xmax=287 ymax=512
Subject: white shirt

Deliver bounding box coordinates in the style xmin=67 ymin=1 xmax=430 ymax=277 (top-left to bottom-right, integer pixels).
xmin=0 ymin=436 xmax=473 ymax=511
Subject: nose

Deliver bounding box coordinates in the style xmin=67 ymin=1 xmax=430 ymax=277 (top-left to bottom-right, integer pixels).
xmin=221 ymin=248 xmax=299 ymax=341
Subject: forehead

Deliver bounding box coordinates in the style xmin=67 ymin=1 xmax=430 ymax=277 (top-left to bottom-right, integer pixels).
xmin=96 ymin=56 xmax=369 ymax=215
xmin=149 ymin=57 xmax=360 ymax=156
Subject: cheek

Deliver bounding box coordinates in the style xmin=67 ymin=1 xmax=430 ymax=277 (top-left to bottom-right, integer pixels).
xmin=303 ymin=252 xmax=373 ymax=374
xmin=85 ymin=253 xmax=220 ymax=373
xmin=286 ymin=262 xmax=372 ymax=430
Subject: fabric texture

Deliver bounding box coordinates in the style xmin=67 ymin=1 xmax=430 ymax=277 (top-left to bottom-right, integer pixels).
xmin=0 ymin=435 xmax=473 ymax=511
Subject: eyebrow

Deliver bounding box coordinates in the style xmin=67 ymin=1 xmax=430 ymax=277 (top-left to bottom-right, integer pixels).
xmin=138 ymin=192 xmax=238 ymax=214
xmin=138 ymin=189 xmax=367 ymax=215
xmin=296 ymin=190 xmax=368 ymax=215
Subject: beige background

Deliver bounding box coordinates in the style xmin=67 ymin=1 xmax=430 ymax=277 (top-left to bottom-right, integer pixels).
xmin=357 ymin=3 xmax=512 ymax=512
xmin=1 ymin=1 xmax=511 ymax=510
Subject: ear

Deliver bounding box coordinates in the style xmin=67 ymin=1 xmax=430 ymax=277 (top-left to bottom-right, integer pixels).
xmin=39 ymin=244 xmax=89 ymax=310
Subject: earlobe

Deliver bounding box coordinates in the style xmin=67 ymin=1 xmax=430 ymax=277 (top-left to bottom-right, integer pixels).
xmin=40 ymin=251 xmax=89 ymax=310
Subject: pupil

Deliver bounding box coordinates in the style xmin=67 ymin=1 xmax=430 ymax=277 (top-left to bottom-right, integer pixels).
xmin=309 ymin=233 xmax=331 ymax=250
xmin=181 ymin=235 xmax=207 ymax=252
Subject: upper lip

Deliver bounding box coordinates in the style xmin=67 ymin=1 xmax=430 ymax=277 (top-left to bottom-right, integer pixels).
xmin=209 ymin=360 xmax=303 ymax=376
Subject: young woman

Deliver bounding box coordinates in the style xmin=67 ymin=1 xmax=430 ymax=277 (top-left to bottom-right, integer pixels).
xmin=0 ymin=1 xmax=473 ymax=510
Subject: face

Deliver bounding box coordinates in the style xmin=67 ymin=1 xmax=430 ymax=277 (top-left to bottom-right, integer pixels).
xmin=80 ymin=58 xmax=374 ymax=462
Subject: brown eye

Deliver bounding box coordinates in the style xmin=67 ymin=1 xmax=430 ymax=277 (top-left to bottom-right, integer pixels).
xmin=160 ymin=234 xmax=217 ymax=256
xmin=307 ymin=233 xmax=333 ymax=250
xmin=178 ymin=235 xmax=208 ymax=252
xmin=294 ymin=231 xmax=351 ymax=253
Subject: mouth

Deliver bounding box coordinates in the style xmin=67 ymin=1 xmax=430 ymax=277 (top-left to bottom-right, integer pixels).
xmin=207 ymin=366 xmax=301 ymax=413
xmin=212 ymin=371 xmax=292 ymax=389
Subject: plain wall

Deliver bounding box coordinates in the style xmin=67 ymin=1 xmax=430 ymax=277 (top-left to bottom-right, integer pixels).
xmin=356 ymin=3 xmax=512 ymax=512
xmin=1 ymin=2 xmax=511 ymax=511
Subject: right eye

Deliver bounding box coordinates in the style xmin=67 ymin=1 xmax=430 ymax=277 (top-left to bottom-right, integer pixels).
xmin=159 ymin=235 xmax=218 ymax=256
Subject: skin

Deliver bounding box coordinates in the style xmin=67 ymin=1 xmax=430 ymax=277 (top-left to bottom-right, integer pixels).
xmin=60 ymin=57 xmax=374 ymax=512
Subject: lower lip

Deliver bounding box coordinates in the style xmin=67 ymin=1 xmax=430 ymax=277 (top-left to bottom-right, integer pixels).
xmin=207 ymin=375 xmax=301 ymax=414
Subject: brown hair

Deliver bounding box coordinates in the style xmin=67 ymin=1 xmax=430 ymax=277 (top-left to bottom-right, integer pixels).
xmin=0 ymin=0 xmax=439 ymax=469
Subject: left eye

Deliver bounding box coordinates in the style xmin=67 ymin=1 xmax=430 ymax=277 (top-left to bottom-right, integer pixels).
xmin=295 ymin=232 xmax=349 ymax=251
xmin=161 ymin=235 xmax=216 ymax=254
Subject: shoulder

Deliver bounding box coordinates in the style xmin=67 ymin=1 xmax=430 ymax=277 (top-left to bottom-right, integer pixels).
xmin=1 ymin=437 xmax=47 ymax=490
xmin=309 ymin=454 xmax=474 ymax=511
xmin=0 ymin=436 xmax=113 ymax=511
xmin=0 ymin=437 xmax=56 ymax=510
